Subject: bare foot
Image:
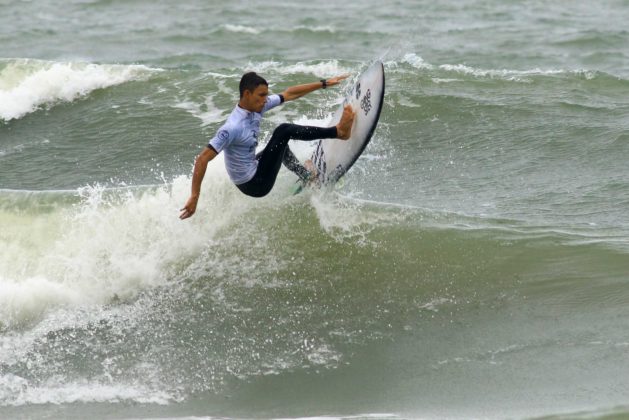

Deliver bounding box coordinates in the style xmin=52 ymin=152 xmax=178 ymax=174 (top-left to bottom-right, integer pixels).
xmin=336 ymin=104 xmax=355 ymax=140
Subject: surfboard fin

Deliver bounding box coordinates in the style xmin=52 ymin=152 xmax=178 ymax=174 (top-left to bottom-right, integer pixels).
xmin=292 ymin=182 xmax=305 ymax=195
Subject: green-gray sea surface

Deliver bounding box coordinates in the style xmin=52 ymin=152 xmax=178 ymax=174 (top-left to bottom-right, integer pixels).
xmin=2 ymin=1 xmax=629 ymax=418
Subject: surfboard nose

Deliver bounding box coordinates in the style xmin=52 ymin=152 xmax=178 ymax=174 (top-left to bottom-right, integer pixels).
xmin=308 ymin=61 xmax=385 ymax=186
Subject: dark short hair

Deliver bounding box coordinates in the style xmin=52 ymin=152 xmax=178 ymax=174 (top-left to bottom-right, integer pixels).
xmin=239 ymin=72 xmax=268 ymax=98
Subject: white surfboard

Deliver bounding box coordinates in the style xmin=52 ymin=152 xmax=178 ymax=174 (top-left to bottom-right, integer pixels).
xmin=296 ymin=61 xmax=385 ymax=191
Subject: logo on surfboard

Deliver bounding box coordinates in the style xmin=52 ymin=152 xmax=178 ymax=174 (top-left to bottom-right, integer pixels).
xmin=360 ymin=89 xmax=372 ymax=115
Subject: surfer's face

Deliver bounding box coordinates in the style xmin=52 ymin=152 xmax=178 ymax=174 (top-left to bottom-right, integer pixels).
xmin=242 ymin=85 xmax=268 ymax=113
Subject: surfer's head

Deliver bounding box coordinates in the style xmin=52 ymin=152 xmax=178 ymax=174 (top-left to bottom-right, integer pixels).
xmin=239 ymin=72 xmax=269 ymax=112
xmin=239 ymin=72 xmax=268 ymax=98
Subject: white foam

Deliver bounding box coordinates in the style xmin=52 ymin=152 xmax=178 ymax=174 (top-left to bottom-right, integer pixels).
xmin=305 ymin=343 xmax=342 ymax=366
xmin=221 ymin=24 xmax=261 ymax=34
xmin=418 ymin=297 xmax=453 ymax=313
xmin=309 ymin=194 xmax=404 ymax=243
xmin=0 ymin=59 xmax=157 ymax=121
xmin=0 ymin=276 xmax=84 ymax=327
xmin=438 ymin=63 xmax=565 ymax=80
xmin=246 ymin=60 xmax=352 ymax=77
xmin=391 ymin=53 xmax=596 ymax=82
xmin=431 ymin=78 xmax=462 ymax=84
xmin=0 ymin=374 xmax=174 ymax=406
xmin=217 ymin=24 xmax=336 ymax=35
xmin=0 ymin=160 xmax=258 ymax=328
xmin=292 ymin=25 xmax=337 ymax=33
xmin=173 ymin=99 xmax=226 ymax=126
xmin=401 ymin=53 xmax=434 ymax=70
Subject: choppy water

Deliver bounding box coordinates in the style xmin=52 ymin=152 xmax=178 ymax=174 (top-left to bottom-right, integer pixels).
xmin=2 ymin=0 xmax=629 ymax=419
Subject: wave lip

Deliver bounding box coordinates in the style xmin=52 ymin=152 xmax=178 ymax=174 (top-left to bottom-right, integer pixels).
xmin=0 ymin=59 xmax=158 ymax=121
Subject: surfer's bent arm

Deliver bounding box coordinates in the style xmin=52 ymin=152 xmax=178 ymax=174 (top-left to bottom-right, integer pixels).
xmin=180 ymin=146 xmax=217 ymax=220
xmin=281 ymin=74 xmax=350 ymax=101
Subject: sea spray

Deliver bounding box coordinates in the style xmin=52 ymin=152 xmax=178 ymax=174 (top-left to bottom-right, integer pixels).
xmin=0 ymin=160 xmax=256 ymax=328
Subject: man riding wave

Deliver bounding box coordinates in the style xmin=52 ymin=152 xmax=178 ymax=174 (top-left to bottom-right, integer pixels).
xmin=180 ymin=71 xmax=355 ymax=219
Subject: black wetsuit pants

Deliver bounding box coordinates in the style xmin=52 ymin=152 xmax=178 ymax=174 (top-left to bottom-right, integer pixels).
xmin=236 ymin=123 xmax=337 ymax=197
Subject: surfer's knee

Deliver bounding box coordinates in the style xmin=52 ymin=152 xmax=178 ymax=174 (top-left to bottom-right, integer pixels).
xmin=273 ymin=123 xmax=293 ymax=137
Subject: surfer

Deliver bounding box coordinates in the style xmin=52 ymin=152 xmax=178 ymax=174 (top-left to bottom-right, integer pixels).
xmin=180 ymin=71 xmax=355 ymax=220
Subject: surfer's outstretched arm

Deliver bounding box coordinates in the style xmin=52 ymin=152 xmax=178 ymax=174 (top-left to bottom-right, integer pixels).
xmin=180 ymin=146 xmax=218 ymax=220
xmin=281 ymin=74 xmax=349 ymax=101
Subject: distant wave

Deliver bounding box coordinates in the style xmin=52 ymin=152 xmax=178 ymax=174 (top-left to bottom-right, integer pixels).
xmin=218 ymin=24 xmax=337 ymax=35
xmin=389 ymin=53 xmax=612 ymax=82
xmin=220 ymin=24 xmax=261 ymax=35
xmin=202 ymin=54 xmax=604 ymax=85
xmin=0 ymin=59 xmax=158 ymax=121
xmin=246 ymin=59 xmax=352 ymax=77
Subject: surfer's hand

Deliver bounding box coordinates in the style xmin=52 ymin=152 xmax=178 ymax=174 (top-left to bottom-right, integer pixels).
xmin=179 ymin=196 xmax=198 ymax=220
xmin=326 ymin=74 xmax=350 ymax=87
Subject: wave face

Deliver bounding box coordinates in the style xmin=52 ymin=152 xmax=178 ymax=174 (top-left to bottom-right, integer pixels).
xmin=2 ymin=0 xmax=629 ymax=418
xmin=2 ymin=183 xmax=629 ymax=419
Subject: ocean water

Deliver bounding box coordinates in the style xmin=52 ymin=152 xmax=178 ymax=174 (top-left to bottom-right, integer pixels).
xmin=2 ymin=0 xmax=629 ymax=419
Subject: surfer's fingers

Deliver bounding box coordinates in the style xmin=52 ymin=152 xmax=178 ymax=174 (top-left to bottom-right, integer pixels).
xmin=179 ymin=206 xmax=193 ymax=219
xmin=329 ymin=74 xmax=350 ymax=85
